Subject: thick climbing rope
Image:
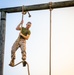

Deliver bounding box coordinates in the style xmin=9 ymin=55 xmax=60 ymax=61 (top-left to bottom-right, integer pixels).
xmin=21 ymin=5 xmax=25 ymax=30
xmin=12 ymin=61 xmax=30 ymax=75
xmin=26 ymin=61 xmax=30 ymax=75
xmin=21 ymin=5 xmax=31 ymax=29
xmin=49 ymin=2 xmax=52 ymax=75
xmin=21 ymin=5 xmax=30 ymax=75
xmin=18 ymin=5 xmax=25 ymax=42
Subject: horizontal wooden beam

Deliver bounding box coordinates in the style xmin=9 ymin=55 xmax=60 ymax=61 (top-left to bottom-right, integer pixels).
xmin=0 ymin=1 xmax=74 ymax=13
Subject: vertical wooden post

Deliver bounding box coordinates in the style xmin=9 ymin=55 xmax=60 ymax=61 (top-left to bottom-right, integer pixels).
xmin=0 ymin=12 xmax=6 ymax=75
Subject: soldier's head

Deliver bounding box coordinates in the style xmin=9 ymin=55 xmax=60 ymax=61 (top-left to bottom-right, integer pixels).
xmin=26 ymin=22 xmax=32 ymax=29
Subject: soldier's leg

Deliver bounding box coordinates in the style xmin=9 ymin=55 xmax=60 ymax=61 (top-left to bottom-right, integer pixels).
xmin=20 ymin=40 xmax=26 ymax=61
xmin=20 ymin=40 xmax=26 ymax=66
xmin=9 ymin=39 xmax=20 ymax=66
xmin=11 ymin=39 xmax=20 ymax=59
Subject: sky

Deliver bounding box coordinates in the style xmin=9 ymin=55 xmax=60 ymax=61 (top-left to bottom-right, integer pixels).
xmin=0 ymin=0 xmax=74 ymax=75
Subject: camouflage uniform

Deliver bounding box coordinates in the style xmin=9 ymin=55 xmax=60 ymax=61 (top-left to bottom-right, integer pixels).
xmin=11 ymin=36 xmax=26 ymax=60
xmin=11 ymin=27 xmax=31 ymax=61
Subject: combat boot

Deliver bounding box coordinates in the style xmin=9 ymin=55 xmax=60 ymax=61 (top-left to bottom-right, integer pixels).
xmin=9 ymin=58 xmax=15 ymax=67
xmin=23 ymin=60 xmax=27 ymax=67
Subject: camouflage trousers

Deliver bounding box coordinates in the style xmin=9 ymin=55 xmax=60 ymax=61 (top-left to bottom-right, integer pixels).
xmin=11 ymin=37 xmax=26 ymax=60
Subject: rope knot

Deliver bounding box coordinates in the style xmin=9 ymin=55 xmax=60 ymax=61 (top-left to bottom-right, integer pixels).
xmin=22 ymin=5 xmax=27 ymax=15
xmin=49 ymin=2 xmax=53 ymax=11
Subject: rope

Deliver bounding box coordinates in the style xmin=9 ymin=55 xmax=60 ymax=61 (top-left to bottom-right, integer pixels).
xmin=49 ymin=2 xmax=52 ymax=75
xmin=21 ymin=5 xmax=25 ymax=29
xmin=12 ymin=60 xmax=30 ymax=75
xmin=18 ymin=6 xmax=30 ymax=75
xmin=22 ymin=6 xmax=30 ymax=75
xmin=26 ymin=61 xmax=30 ymax=75
xmin=21 ymin=6 xmax=31 ymax=30
xmin=18 ymin=5 xmax=25 ymax=41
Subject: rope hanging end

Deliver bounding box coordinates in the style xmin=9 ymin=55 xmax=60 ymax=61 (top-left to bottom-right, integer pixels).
xmin=28 ymin=11 xmax=31 ymax=17
xmin=22 ymin=5 xmax=31 ymax=17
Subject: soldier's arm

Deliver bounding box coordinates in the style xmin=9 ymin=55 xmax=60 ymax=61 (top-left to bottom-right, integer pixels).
xmin=16 ymin=20 xmax=23 ymax=30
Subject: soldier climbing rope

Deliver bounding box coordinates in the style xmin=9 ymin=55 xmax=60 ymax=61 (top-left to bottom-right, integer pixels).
xmin=9 ymin=5 xmax=31 ymax=75
xmin=0 ymin=1 xmax=74 ymax=75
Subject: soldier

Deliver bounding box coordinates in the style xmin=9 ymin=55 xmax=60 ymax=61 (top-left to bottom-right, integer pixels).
xmin=9 ymin=20 xmax=32 ymax=67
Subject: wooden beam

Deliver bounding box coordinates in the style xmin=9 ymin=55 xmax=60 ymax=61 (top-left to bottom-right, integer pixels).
xmin=0 ymin=1 xmax=74 ymax=13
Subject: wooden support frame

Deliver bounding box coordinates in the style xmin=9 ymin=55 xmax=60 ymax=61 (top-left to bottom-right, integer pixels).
xmin=0 ymin=1 xmax=74 ymax=13
xmin=0 ymin=12 xmax=6 ymax=75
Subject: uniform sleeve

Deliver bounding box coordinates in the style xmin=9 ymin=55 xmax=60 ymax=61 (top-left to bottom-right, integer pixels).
xmin=28 ymin=30 xmax=31 ymax=35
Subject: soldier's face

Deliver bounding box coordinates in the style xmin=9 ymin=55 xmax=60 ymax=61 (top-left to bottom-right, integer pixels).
xmin=26 ymin=23 xmax=31 ymax=29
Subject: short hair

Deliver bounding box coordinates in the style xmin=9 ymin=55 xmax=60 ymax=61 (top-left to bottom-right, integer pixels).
xmin=27 ymin=22 xmax=32 ymax=24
